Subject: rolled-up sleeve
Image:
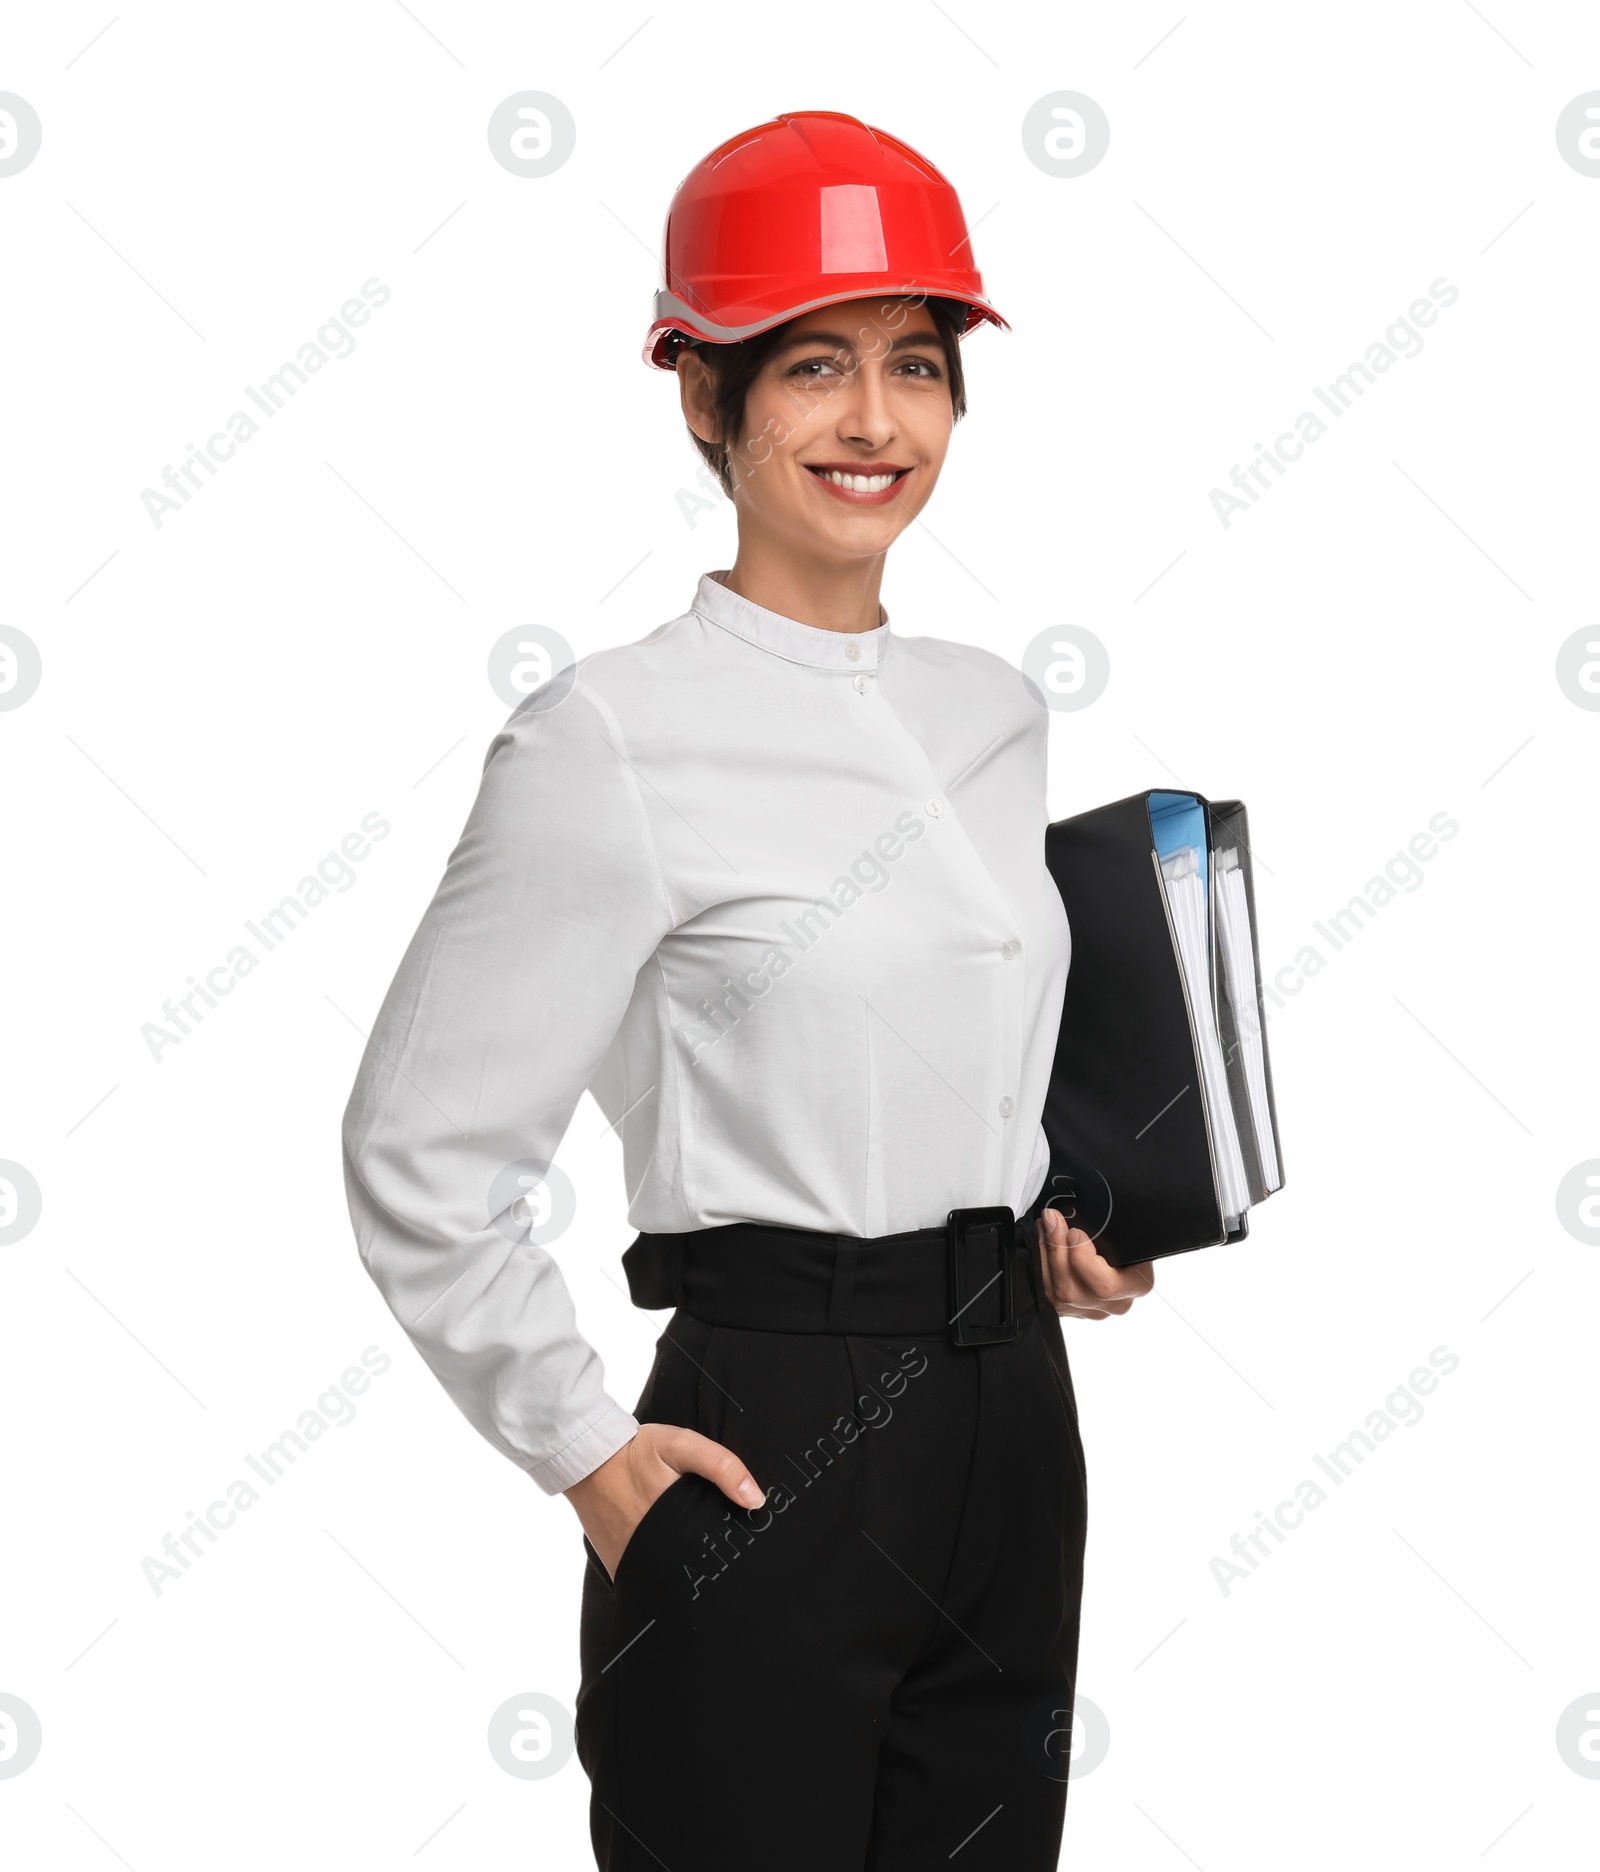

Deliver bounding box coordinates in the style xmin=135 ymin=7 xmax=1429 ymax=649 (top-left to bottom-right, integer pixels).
xmin=340 ymin=680 xmax=673 ymax=1494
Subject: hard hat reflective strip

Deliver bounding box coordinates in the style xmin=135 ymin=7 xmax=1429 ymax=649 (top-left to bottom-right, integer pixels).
xmin=650 ymin=285 xmax=997 ymax=347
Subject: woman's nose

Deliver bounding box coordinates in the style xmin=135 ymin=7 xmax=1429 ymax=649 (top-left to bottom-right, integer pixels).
xmin=835 ymin=361 xmax=895 ymax=446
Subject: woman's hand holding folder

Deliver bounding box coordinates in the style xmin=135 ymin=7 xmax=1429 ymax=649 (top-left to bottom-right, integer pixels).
xmin=1037 ymin=1207 xmax=1155 ymax=1319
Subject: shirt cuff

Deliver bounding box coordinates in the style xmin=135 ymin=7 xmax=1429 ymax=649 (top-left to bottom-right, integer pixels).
xmin=526 ymin=1402 xmax=642 ymax=1496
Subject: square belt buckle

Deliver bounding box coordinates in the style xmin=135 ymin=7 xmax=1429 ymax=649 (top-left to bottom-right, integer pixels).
xmin=946 ymin=1206 xmax=1018 ymax=1346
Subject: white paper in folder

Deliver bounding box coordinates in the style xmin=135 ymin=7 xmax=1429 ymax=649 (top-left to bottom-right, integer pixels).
xmin=1215 ymin=850 xmax=1282 ymax=1192
xmin=1158 ymin=844 xmax=1252 ymax=1223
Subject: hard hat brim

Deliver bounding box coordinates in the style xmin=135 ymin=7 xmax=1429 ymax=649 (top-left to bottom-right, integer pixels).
xmin=644 ymin=284 xmax=1009 ymax=370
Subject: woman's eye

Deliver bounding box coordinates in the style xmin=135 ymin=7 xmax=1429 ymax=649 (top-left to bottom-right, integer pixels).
xmin=788 ymin=357 xmax=844 ymax=380
xmin=896 ymin=356 xmax=941 ymax=379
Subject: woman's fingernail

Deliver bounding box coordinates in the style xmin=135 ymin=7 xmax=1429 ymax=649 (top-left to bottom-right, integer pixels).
xmin=738 ymin=1478 xmax=763 ymax=1506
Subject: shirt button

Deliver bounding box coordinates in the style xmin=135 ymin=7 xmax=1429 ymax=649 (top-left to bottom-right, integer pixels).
xmin=845 ymin=641 xmax=862 ymax=662
xmin=1000 ymin=939 xmax=1021 ymax=961
xmin=853 ymin=673 xmax=870 ymax=695
xmin=998 ymin=1096 xmax=1015 ymax=1118
xmin=925 ymin=798 xmax=944 ymax=818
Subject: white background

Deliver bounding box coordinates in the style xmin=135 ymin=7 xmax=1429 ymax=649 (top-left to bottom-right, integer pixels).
xmin=2 ymin=2 xmax=1597 ymax=1866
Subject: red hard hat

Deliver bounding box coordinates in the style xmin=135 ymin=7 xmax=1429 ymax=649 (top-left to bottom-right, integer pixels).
xmin=644 ymin=110 xmax=1008 ymax=370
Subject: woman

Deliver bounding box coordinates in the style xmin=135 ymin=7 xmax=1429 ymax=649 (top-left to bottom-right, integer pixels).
xmin=341 ymin=110 xmax=1152 ymax=1869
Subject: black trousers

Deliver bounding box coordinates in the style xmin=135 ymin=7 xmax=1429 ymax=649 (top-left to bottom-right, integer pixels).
xmin=575 ymin=1218 xmax=1089 ymax=1870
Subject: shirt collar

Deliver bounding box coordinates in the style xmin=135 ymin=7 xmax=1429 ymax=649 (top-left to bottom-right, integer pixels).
xmin=690 ymin=570 xmax=891 ymax=671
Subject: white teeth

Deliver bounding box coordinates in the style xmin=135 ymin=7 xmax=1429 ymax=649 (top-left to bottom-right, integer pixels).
xmin=825 ymin=470 xmax=896 ymax=492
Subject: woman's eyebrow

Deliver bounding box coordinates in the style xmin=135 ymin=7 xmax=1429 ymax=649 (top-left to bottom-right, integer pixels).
xmin=772 ymin=327 xmax=942 ymax=357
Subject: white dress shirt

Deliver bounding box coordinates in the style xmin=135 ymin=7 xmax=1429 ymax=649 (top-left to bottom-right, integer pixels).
xmin=340 ymin=572 xmax=1071 ymax=1493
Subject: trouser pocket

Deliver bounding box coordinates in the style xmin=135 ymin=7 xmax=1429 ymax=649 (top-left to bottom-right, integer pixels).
xmin=607 ymin=1472 xmax=698 ymax=1597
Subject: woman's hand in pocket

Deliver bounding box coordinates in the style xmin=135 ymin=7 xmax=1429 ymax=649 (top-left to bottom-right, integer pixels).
xmin=1037 ymin=1207 xmax=1155 ymax=1319
xmin=564 ymin=1423 xmax=764 ymax=1581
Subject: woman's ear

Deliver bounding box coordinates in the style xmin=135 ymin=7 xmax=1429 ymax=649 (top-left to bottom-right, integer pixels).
xmin=677 ymin=348 xmax=720 ymax=444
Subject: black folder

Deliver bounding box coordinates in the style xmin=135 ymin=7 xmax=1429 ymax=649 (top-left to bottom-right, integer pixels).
xmin=1034 ymin=790 xmax=1285 ymax=1268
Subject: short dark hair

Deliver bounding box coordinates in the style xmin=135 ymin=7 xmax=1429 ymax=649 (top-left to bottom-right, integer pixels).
xmin=676 ymin=297 xmax=971 ymax=497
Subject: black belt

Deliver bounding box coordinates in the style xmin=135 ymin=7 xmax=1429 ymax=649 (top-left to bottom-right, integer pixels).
xmin=622 ymin=1206 xmax=1042 ymax=1346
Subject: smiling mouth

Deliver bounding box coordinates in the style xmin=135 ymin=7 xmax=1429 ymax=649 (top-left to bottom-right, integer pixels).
xmin=803 ymin=464 xmax=911 ymax=505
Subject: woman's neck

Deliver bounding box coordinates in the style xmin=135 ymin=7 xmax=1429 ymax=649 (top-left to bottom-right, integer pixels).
xmin=720 ymin=544 xmax=886 ymax=635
